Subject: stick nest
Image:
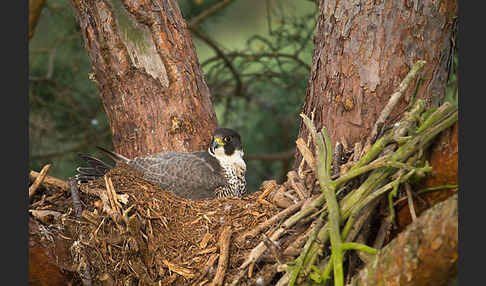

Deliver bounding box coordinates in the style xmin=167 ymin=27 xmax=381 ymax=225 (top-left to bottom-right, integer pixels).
xmin=33 ymin=162 xmax=305 ymax=285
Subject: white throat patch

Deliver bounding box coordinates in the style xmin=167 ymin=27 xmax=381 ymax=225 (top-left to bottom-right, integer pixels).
xmin=209 ymin=147 xmax=247 ymax=197
xmin=209 ymin=147 xmax=246 ymax=171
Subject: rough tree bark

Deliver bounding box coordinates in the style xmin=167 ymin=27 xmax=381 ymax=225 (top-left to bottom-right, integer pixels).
xmin=294 ymin=0 xmax=458 ymax=168
xmin=349 ymin=193 xmax=458 ymax=286
xmin=70 ymin=0 xmax=218 ymax=158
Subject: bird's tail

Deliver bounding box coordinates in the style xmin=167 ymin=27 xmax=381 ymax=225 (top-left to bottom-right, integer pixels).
xmin=75 ymin=147 xmax=129 ymax=182
xmin=75 ymin=153 xmax=113 ymax=182
xmin=95 ymin=146 xmax=130 ymax=163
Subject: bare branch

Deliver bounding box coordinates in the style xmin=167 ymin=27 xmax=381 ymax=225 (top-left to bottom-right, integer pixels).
xmin=189 ymin=27 xmax=244 ymax=98
xmin=29 ymin=164 xmax=51 ymax=198
xmin=202 ymin=52 xmax=311 ymax=71
xmin=189 ymin=0 xmax=234 ymax=28
xmin=367 ymin=60 xmax=426 ymax=145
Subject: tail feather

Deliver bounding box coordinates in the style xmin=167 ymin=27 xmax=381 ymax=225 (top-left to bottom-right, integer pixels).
xmin=75 ymin=153 xmax=113 ymax=182
xmin=75 ymin=147 xmax=131 ymax=182
xmin=95 ymin=146 xmax=130 ymax=163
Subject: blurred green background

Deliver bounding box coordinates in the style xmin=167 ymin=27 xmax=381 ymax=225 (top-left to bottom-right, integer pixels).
xmin=29 ymin=0 xmax=317 ymax=192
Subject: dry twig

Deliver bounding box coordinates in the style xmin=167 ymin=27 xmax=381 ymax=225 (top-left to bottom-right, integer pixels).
xmin=262 ymin=234 xmax=283 ymax=265
xmin=288 ymin=171 xmax=309 ymax=200
xmin=236 ymin=200 xmax=303 ymax=245
xmin=29 ymin=164 xmax=51 ymax=198
xmin=210 ymin=226 xmax=232 ymax=286
xmin=367 ymin=60 xmax=426 ymax=146
xmin=30 ymin=170 xmax=69 ymax=191
xmin=296 ymin=137 xmax=315 ymax=172
xmin=405 ymin=183 xmax=417 ymax=221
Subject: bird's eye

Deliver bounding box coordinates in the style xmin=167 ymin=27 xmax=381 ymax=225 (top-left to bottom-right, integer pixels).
xmin=223 ymin=136 xmax=231 ymax=143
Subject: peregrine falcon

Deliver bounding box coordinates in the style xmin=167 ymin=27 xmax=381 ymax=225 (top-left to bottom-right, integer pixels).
xmin=75 ymin=128 xmax=247 ymax=199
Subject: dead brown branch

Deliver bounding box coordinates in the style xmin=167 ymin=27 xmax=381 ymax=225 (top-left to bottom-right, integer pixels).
xmin=194 ymin=253 xmax=219 ymax=284
xmin=364 ymin=60 xmax=426 ymax=153
xmin=189 ymin=0 xmax=234 ymax=28
xmin=210 ymin=226 xmax=232 ymax=286
xmin=296 ymin=134 xmax=316 ymax=175
xmin=30 ymin=170 xmax=69 ymax=191
xmin=287 ymin=170 xmax=309 ymax=200
xmin=405 ymin=183 xmax=417 ymax=221
xmin=236 ymin=200 xmax=304 ymax=245
xmin=29 ymin=164 xmax=51 ymax=198
xmin=262 ymin=234 xmax=283 ymax=264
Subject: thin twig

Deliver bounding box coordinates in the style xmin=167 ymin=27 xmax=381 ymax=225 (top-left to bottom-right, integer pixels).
xmin=405 ymin=183 xmax=417 ymax=221
xmin=29 ymin=164 xmax=51 ymax=198
xmin=367 ymin=60 xmax=426 ymax=145
xmin=236 ymin=200 xmax=304 ymax=244
xmin=210 ymin=226 xmax=232 ymax=286
xmin=30 ymin=170 xmax=69 ymax=191
xmin=189 ymin=0 xmax=234 ymax=28
xmin=416 ymin=184 xmax=458 ymax=195
xmin=189 ymin=28 xmax=244 ymax=98
xmin=262 ymin=234 xmax=283 ymax=264
xmin=194 ymin=253 xmax=219 ymax=284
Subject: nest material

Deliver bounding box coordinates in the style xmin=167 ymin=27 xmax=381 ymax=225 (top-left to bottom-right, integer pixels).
xmin=64 ymin=164 xmax=290 ymax=285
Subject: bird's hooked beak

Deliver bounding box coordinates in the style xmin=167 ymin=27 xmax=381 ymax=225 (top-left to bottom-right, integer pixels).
xmin=211 ymin=136 xmax=224 ymax=150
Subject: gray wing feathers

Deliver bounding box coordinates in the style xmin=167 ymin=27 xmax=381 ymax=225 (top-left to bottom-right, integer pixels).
xmin=129 ymin=152 xmax=225 ymax=199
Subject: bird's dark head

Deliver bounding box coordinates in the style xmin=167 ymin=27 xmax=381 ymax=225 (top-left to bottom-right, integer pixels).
xmin=209 ymin=128 xmax=247 ymax=197
xmin=209 ymin=128 xmax=243 ymax=156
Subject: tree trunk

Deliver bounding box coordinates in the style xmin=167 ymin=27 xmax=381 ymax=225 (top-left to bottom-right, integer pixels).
xmin=294 ymin=0 xmax=457 ymax=168
xmin=70 ymin=0 xmax=218 ymax=158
